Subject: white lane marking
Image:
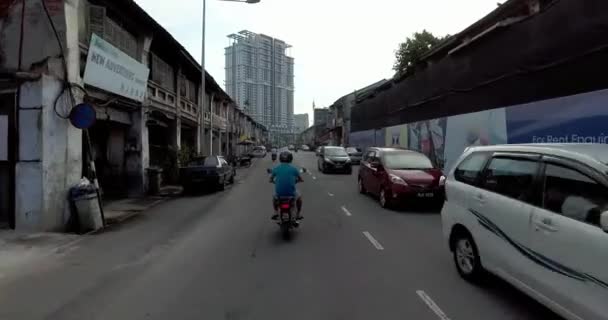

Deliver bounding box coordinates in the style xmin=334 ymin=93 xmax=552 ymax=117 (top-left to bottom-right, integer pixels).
xmin=341 ymin=206 xmax=352 ymax=216
xmin=416 ymin=290 xmax=451 ymax=320
xmin=362 ymin=231 xmax=384 ymax=250
xmin=328 ymin=192 xmax=334 ymax=197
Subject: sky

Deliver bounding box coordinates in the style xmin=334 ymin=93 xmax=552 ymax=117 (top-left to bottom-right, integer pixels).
xmin=134 ymin=0 xmax=497 ymax=124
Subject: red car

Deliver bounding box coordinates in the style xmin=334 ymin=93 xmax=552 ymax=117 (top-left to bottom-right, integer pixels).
xmin=357 ymin=147 xmax=445 ymax=209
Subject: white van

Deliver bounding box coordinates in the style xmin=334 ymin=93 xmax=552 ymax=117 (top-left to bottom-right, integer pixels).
xmin=442 ymin=144 xmax=608 ymax=320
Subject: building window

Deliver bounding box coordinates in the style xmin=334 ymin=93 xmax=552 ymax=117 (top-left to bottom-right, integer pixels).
xmin=104 ymin=19 xmax=138 ymax=59
xmin=187 ymin=79 xmax=197 ymax=102
xmin=150 ymin=54 xmax=176 ymax=92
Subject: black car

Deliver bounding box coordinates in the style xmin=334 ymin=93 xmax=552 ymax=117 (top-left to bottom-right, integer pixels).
xmin=179 ymin=156 xmax=236 ymax=192
xmin=346 ymin=147 xmax=363 ymax=164
xmin=317 ymin=146 xmax=352 ymax=174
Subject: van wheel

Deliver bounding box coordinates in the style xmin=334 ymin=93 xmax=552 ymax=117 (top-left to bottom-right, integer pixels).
xmin=453 ymin=232 xmax=483 ymax=281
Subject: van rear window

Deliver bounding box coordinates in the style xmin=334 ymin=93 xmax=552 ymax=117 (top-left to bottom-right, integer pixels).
xmin=454 ymin=152 xmax=489 ymax=185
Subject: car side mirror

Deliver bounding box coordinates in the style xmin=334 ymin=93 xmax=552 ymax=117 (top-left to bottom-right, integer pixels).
xmin=600 ymin=211 xmax=608 ymax=233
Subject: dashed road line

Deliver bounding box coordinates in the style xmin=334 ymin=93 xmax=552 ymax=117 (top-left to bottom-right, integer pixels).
xmin=416 ymin=290 xmax=451 ymax=320
xmin=362 ymin=231 xmax=384 ymax=250
xmin=341 ymin=206 xmax=352 ymax=216
xmin=328 ymin=192 xmax=334 ymax=197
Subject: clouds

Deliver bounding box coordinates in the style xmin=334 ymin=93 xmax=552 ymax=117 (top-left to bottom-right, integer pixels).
xmin=135 ymin=0 xmax=496 ymax=117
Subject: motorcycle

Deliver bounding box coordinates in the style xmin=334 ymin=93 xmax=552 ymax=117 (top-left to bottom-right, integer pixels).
xmin=267 ymin=167 xmax=306 ymax=239
xmin=276 ymin=196 xmax=298 ymax=238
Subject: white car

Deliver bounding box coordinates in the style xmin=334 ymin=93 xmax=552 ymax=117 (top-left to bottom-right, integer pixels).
xmin=442 ymin=144 xmax=608 ymax=320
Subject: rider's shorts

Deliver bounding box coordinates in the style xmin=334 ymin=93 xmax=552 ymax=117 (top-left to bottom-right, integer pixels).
xmin=273 ymin=190 xmax=301 ymax=200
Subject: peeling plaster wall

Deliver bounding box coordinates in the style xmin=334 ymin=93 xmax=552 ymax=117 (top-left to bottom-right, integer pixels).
xmin=4 ymin=1 xmax=84 ymax=231
xmin=0 ymin=0 xmax=67 ymax=74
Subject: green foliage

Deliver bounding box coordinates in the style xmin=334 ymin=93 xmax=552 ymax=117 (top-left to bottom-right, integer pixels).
xmin=178 ymin=145 xmax=197 ymax=166
xmin=393 ymin=30 xmax=447 ymax=75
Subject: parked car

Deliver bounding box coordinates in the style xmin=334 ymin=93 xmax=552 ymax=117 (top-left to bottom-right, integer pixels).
xmin=301 ymin=145 xmax=310 ymax=151
xmin=442 ymin=144 xmax=608 ymax=320
xmin=179 ymin=156 xmax=236 ymax=192
xmin=358 ymin=147 xmax=444 ymax=208
xmin=316 ymin=146 xmax=323 ymax=156
xmin=288 ymin=144 xmax=295 ymax=151
xmin=318 ymin=146 xmax=352 ymax=174
xmin=346 ymin=147 xmax=363 ymax=164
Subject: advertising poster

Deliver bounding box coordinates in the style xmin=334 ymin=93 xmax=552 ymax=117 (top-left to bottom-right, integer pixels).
xmin=349 ymin=129 xmax=385 ymax=152
xmin=408 ymin=118 xmax=447 ymax=169
xmin=349 ymin=129 xmax=375 ymax=152
xmin=444 ymin=108 xmax=507 ymax=171
xmin=385 ymin=124 xmax=409 ymax=148
xmin=506 ymin=89 xmax=608 ymax=144
xmin=84 ymin=34 xmax=150 ymax=102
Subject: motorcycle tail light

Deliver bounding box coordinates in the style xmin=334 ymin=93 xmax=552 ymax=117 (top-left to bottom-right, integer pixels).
xmin=280 ymin=203 xmax=291 ymax=209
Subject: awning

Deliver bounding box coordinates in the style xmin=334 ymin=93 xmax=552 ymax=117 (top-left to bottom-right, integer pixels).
xmin=238 ymin=139 xmax=255 ymax=145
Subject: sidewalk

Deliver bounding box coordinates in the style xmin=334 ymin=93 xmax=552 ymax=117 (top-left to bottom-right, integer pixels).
xmin=0 ymin=230 xmax=80 ymax=278
xmin=102 ymin=185 xmax=182 ymax=224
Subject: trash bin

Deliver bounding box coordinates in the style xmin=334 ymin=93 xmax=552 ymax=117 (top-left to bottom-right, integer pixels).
xmin=147 ymin=167 xmax=163 ymax=195
xmin=70 ymin=180 xmax=103 ymax=233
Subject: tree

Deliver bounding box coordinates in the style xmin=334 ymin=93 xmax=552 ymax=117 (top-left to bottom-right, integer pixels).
xmin=393 ymin=30 xmax=446 ymax=75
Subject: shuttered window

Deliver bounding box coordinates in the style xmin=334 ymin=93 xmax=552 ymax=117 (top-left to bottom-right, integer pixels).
xmin=150 ymin=54 xmax=175 ymax=92
xmin=87 ymin=5 xmax=138 ymax=60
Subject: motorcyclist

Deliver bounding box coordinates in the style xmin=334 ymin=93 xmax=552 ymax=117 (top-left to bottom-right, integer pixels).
xmin=270 ymin=151 xmax=303 ymax=220
xmin=271 ymin=148 xmax=278 ymax=161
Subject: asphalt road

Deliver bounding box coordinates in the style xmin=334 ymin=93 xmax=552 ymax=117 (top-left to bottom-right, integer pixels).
xmin=0 ymin=152 xmax=562 ymax=320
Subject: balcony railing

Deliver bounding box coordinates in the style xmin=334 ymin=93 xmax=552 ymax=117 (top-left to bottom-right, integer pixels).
xmin=213 ymin=114 xmax=227 ymax=131
xmin=147 ymin=82 xmax=176 ymax=112
xmin=179 ymin=99 xmax=198 ymax=121
xmin=202 ymin=112 xmax=227 ymax=131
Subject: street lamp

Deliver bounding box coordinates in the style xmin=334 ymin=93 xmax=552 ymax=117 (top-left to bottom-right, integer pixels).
xmin=202 ymin=0 xmax=259 ymax=156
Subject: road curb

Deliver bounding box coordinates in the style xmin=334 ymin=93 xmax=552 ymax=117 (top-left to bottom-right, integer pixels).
xmin=103 ymin=198 xmax=167 ymax=226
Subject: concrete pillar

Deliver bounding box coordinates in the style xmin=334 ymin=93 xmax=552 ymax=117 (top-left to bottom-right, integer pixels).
xmin=173 ymin=115 xmax=182 ymax=151
xmin=9 ymin=0 xmax=85 ymax=232
xmin=126 ymin=25 xmax=152 ymax=196
xmin=125 ymin=108 xmax=148 ymax=197
xmin=217 ymin=130 xmax=224 ymax=156
xmin=202 ymin=129 xmax=209 ymax=155
xmin=16 ymin=73 xmax=84 ymax=231
xmin=195 ymin=122 xmax=202 ymax=154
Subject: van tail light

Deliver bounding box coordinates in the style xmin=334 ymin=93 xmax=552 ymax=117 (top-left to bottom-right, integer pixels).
xmin=280 ymin=203 xmax=291 ymax=209
xmin=439 ymin=175 xmax=446 ymax=186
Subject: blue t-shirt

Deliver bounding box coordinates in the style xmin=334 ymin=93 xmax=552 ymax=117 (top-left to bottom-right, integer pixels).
xmin=272 ymin=163 xmax=300 ymax=197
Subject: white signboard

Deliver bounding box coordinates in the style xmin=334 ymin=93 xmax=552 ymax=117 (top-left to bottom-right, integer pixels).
xmin=0 ymin=116 xmax=7 ymax=161
xmin=84 ymin=34 xmax=150 ymax=102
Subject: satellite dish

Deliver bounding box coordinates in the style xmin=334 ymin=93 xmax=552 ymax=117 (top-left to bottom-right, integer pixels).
xmin=69 ymin=103 xmax=96 ymax=129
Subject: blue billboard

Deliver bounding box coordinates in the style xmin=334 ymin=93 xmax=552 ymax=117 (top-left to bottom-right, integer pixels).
xmin=506 ymin=89 xmax=608 ymax=144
